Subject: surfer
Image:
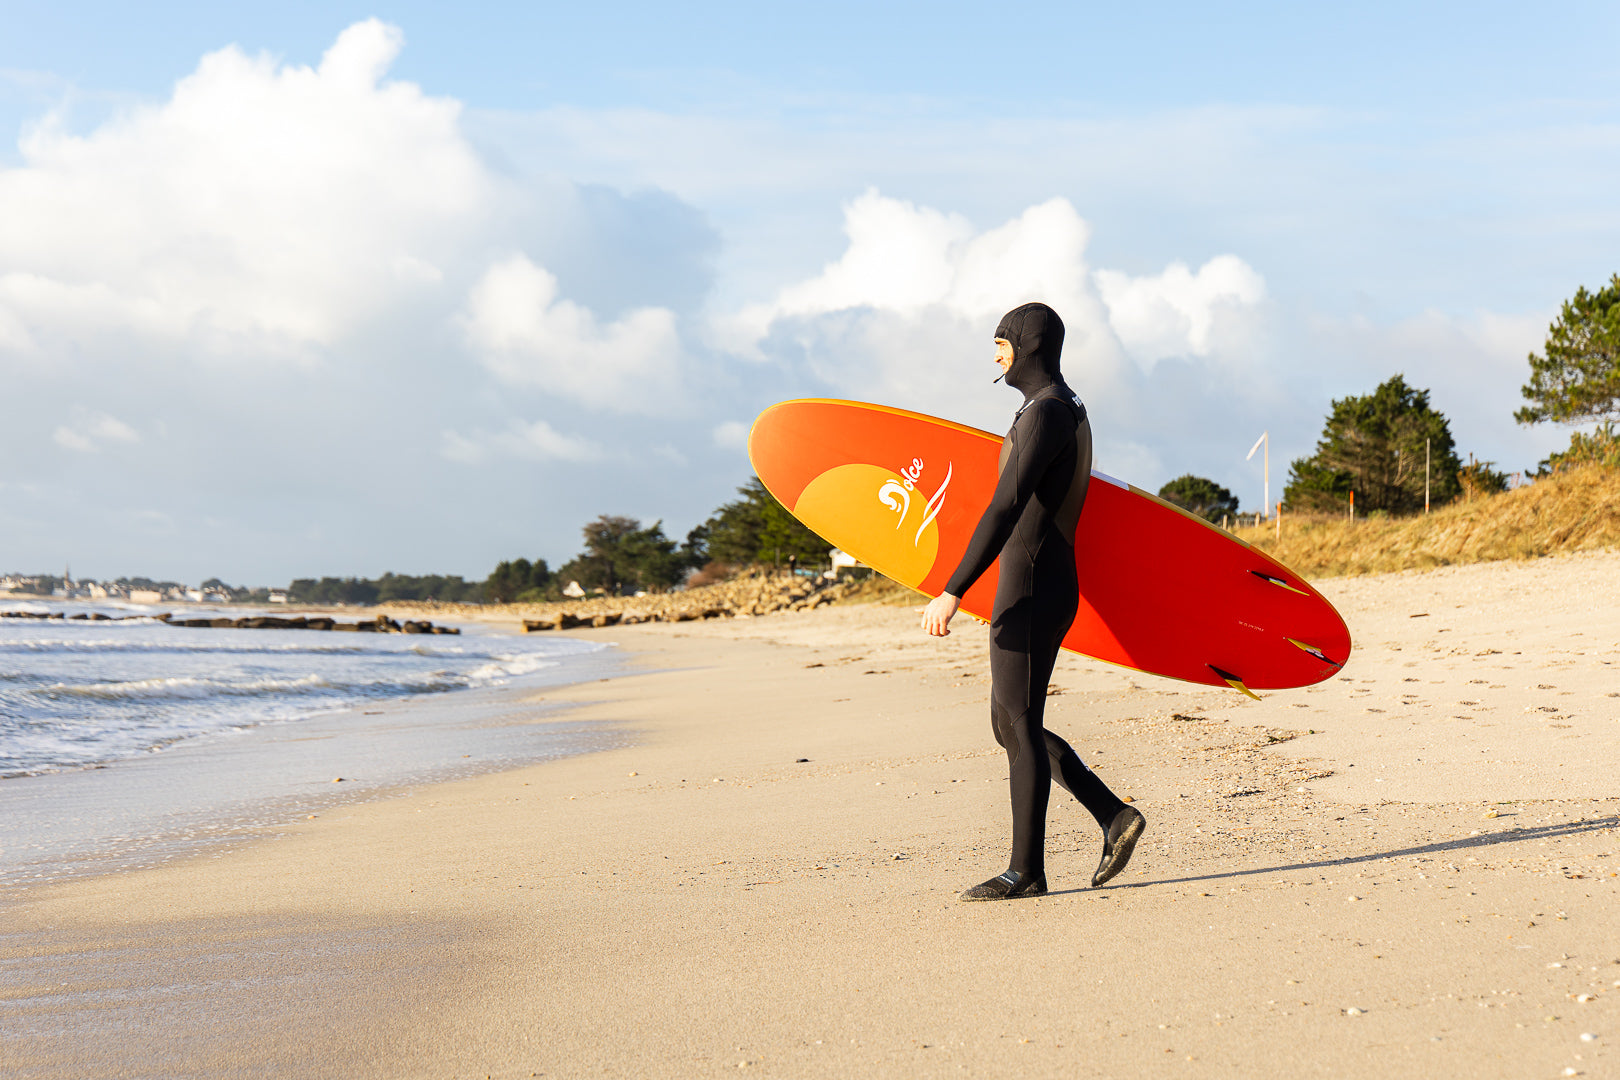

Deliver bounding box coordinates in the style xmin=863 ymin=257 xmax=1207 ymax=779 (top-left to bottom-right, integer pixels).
xmin=921 ymin=302 xmax=1145 ymax=900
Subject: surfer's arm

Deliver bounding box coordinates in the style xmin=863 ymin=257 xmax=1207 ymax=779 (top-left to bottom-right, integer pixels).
xmin=943 ymin=399 xmax=1069 ymax=597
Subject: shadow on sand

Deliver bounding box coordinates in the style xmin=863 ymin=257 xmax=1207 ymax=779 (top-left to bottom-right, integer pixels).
xmin=1046 ymin=814 xmax=1618 ymax=896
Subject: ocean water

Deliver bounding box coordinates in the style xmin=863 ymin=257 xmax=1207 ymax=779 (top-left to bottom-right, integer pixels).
xmin=0 ymin=601 xmax=629 ymax=888
xmin=0 ymin=601 xmax=601 ymax=777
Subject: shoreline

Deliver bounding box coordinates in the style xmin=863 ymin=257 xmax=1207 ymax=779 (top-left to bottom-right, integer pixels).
xmin=3 ymin=552 xmax=1617 ymax=1078
xmin=0 ymin=628 xmax=629 ymax=892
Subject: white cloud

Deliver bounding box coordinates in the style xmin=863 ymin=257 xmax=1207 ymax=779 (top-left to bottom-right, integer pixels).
xmin=461 ymin=254 xmax=682 ymax=413
xmin=1094 ymin=255 xmax=1267 ymax=365
xmin=724 ymin=191 xmax=1100 ymax=354
xmin=721 ymin=189 xmax=1272 ymax=448
xmin=0 ymin=19 xmax=490 ymax=359
xmin=711 ymin=420 xmax=748 ymax=448
xmin=440 ymin=420 xmax=603 ymax=464
xmin=52 ymin=409 xmax=140 ymax=453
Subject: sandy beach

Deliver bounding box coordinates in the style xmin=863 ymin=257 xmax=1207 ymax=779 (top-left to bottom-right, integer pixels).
xmin=3 ymin=553 xmax=1617 ymax=1079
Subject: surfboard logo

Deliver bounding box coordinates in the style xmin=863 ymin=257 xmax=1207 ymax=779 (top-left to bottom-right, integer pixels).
xmin=877 ymin=479 xmax=912 ymax=526
xmin=877 ymin=459 xmax=952 ymax=546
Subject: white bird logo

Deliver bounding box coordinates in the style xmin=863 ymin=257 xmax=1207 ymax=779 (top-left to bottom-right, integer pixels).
xmin=878 ymin=479 xmax=911 ymax=526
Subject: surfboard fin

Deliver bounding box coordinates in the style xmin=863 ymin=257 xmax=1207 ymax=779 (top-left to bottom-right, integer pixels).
xmin=1286 ymin=637 xmax=1344 ymax=669
xmin=1209 ymin=665 xmax=1262 ymax=700
xmin=1249 ymin=569 xmax=1308 ymax=596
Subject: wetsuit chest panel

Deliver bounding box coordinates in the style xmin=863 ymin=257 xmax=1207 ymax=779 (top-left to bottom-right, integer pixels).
xmin=944 ymin=390 xmax=1090 ymax=600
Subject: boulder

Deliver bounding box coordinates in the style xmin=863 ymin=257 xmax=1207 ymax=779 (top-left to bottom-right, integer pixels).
xmin=523 ymin=618 xmax=557 ymax=632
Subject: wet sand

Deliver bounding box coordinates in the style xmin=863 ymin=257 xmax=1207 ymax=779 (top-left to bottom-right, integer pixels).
xmin=3 ymin=552 xmax=1617 ymax=1078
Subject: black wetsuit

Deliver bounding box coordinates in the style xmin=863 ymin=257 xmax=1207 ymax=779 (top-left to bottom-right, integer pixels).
xmin=944 ymin=303 xmax=1127 ymax=878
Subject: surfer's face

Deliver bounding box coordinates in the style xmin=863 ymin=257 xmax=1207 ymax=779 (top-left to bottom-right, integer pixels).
xmin=994 ymin=338 xmax=1014 ymax=374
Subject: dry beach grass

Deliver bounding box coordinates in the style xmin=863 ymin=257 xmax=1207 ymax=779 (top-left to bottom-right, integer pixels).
xmin=1234 ymin=463 xmax=1620 ymax=579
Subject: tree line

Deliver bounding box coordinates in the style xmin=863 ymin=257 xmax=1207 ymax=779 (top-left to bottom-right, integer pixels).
xmin=482 ymin=478 xmax=828 ymax=603
xmin=288 ymin=572 xmax=484 ymax=604
xmin=259 ymin=478 xmax=827 ymax=607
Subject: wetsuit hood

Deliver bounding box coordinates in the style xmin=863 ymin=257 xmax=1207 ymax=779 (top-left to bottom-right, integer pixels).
xmin=996 ymin=302 xmax=1065 ymax=400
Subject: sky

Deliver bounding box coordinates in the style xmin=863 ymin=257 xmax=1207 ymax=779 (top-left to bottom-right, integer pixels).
xmin=2 ymin=2 xmax=1618 ymax=585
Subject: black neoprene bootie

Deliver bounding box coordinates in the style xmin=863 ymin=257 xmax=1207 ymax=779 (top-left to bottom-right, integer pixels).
xmin=959 ymin=869 xmax=1048 ymax=901
xmin=1092 ymin=805 xmax=1146 ymax=887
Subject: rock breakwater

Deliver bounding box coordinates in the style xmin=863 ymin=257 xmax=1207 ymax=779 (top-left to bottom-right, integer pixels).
xmin=519 ymin=572 xmax=851 ymax=632
xmin=0 ymin=611 xmax=460 ymax=634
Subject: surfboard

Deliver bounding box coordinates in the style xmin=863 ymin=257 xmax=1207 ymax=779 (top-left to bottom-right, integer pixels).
xmin=748 ymin=398 xmax=1351 ymax=694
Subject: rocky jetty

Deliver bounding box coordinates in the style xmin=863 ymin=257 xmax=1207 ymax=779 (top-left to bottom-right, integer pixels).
xmin=0 ymin=610 xmax=459 ymax=634
xmin=514 ymin=571 xmax=864 ymax=633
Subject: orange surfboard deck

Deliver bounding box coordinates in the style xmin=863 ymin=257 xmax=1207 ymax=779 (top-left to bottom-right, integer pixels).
xmin=749 ymin=398 xmax=1351 ymax=692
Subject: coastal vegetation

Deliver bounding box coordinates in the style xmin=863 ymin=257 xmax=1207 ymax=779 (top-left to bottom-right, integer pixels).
xmin=698 ymin=478 xmax=828 ymax=566
xmin=1235 ymin=461 xmax=1620 ymax=577
xmin=1157 ymin=475 xmax=1240 ymax=522
xmin=1515 ymin=272 xmax=1620 ymax=429
xmin=1283 ymin=374 xmax=1474 ymax=514
xmin=486 ymin=479 xmax=829 ymax=602
xmin=287 ymin=573 xmax=483 ymax=605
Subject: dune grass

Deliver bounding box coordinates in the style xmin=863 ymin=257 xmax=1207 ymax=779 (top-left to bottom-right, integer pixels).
xmin=1231 ymin=464 xmax=1620 ymax=579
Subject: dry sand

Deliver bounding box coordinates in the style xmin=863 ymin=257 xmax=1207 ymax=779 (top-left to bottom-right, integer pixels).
xmin=3 ymin=553 xmax=1618 ymax=1078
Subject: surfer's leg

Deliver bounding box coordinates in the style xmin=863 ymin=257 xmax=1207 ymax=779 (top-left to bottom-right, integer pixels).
xmin=988 ymin=601 xmax=1053 ymax=879
xmin=962 ymin=675 xmax=1050 ymax=900
xmin=1002 ymin=705 xmax=1052 ymax=877
xmin=1044 ymin=729 xmax=1127 ymax=830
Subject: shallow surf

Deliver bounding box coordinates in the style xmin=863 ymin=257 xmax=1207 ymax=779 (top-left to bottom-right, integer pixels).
xmin=0 ymin=603 xmax=631 ymax=889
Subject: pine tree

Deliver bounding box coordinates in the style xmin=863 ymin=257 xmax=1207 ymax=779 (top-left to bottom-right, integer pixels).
xmin=1516 ymin=273 xmax=1620 ymax=426
xmin=1283 ymin=375 xmax=1462 ymax=513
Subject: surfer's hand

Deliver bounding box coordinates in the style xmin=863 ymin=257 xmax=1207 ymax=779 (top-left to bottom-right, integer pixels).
xmin=921 ymin=593 xmax=960 ymax=637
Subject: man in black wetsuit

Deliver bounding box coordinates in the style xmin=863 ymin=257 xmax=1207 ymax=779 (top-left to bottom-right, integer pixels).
xmin=921 ymin=302 xmax=1145 ymax=901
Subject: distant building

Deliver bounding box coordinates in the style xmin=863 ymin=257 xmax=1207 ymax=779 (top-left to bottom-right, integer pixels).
xmin=827 ymin=549 xmax=864 ymax=578
xmin=267 ymin=590 xmax=289 ymax=604
xmin=129 ymin=589 xmax=163 ymax=605
xmin=562 ymin=580 xmax=586 ymax=598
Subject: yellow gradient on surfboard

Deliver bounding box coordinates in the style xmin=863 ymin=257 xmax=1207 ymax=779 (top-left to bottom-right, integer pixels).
xmin=793 ymin=463 xmax=940 ymax=589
